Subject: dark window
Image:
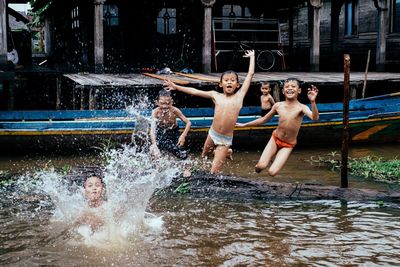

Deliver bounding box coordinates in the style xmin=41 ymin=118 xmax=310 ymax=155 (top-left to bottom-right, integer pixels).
xmin=344 ymin=0 xmax=358 ymax=36
xmin=104 ymin=5 xmax=119 ymax=27
xmin=157 ymin=8 xmax=177 ymax=35
xmin=222 ymin=5 xmax=251 ymax=18
xmin=390 ymin=0 xmax=400 ymax=32
xmin=71 ymin=6 xmax=79 ymax=29
xmin=221 ymin=5 xmax=251 ymax=30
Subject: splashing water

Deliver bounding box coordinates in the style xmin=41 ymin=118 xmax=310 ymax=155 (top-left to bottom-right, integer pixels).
xmin=126 ymin=96 xmax=153 ymax=148
xmin=6 ymin=140 xmax=181 ymax=248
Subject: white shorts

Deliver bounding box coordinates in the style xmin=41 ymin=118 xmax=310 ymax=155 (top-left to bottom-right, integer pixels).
xmin=208 ymin=127 xmax=233 ymax=146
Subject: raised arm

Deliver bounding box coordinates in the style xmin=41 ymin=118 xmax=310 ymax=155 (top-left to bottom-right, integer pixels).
xmin=236 ymin=104 xmax=277 ymax=127
xmin=164 ymin=80 xmax=215 ymax=99
xmin=304 ymin=85 xmax=319 ymax=121
xmin=149 ymin=109 xmax=161 ymax=158
xmin=150 ymin=109 xmax=158 ymax=145
xmin=236 ymin=50 xmax=255 ymax=98
xmin=173 ymin=107 xmax=192 ymax=146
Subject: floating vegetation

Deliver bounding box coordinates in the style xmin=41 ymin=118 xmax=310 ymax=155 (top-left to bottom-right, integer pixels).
xmin=174 ymin=181 xmax=191 ymax=194
xmin=307 ymin=152 xmax=400 ymax=184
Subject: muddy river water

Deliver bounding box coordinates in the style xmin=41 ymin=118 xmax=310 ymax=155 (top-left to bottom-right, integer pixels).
xmin=0 ymin=143 xmax=399 ymax=266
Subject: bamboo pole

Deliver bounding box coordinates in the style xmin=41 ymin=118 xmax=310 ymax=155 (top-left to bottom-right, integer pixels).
xmin=362 ymin=49 xmax=371 ymax=98
xmin=341 ymin=54 xmax=350 ymax=188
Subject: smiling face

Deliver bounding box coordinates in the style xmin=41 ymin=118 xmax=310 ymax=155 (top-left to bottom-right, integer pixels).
xmin=156 ymin=96 xmax=173 ymax=110
xmin=260 ymin=84 xmax=270 ymax=95
xmin=282 ymin=80 xmax=301 ymax=100
xmin=219 ymin=72 xmax=240 ymax=95
xmin=84 ymin=176 xmax=105 ymax=205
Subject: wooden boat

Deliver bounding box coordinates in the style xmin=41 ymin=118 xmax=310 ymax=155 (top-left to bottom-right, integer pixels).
xmin=0 ymin=92 xmax=399 ymax=148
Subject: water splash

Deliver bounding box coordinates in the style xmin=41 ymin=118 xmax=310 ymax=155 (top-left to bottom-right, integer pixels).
xmin=5 ymin=142 xmax=181 ymax=248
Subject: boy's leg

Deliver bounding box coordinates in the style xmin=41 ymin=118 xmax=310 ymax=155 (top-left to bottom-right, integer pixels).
xmin=255 ymin=137 xmax=277 ymax=173
xmin=211 ymin=145 xmax=229 ymax=174
xmin=201 ymin=134 xmax=215 ymax=158
xmin=268 ymin=147 xmax=293 ymax=176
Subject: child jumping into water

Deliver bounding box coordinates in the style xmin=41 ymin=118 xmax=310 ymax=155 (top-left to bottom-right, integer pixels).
xmin=150 ymin=90 xmax=192 ymax=177
xmin=236 ymin=78 xmax=319 ymax=176
xmin=75 ymin=174 xmax=106 ymax=231
xmin=260 ymin=82 xmax=275 ymax=116
xmin=164 ymin=50 xmax=255 ymax=173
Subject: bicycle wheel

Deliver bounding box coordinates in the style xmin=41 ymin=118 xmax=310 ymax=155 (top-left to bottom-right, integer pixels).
xmin=257 ymin=50 xmax=275 ymax=71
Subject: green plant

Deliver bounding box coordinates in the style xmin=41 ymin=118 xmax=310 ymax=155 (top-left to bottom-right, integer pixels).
xmin=0 ymin=170 xmax=15 ymax=187
xmin=28 ymin=1 xmax=53 ymax=28
xmin=174 ymin=182 xmax=191 ymax=194
xmin=376 ymin=200 xmax=385 ymax=207
xmin=91 ymin=138 xmax=118 ymax=162
xmin=61 ymin=165 xmax=71 ymax=175
xmin=307 ymin=153 xmax=400 ymax=184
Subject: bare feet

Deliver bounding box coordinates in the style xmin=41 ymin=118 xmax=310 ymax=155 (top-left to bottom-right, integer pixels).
xmin=227 ymin=148 xmax=233 ymax=160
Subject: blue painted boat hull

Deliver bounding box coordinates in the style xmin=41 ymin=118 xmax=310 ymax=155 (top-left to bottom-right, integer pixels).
xmin=0 ymin=93 xmax=399 ymax=148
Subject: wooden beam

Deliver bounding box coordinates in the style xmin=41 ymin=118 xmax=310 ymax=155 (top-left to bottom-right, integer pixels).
xmin=201 ymin=0 xmax=215 ymax=73
xmin=94 ymin=0 xmax=105 ymax=73
xmin=309 ymin=0 xmax=323 ymax=72
xmin=0 ymin=0 xmax=7 ymax=66
xmin=374 ymin=0 xmax=388 ymax=72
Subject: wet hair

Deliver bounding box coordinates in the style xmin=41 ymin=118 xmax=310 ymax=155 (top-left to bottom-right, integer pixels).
xmin=261 ymin=81 xmax=270 ymax=87
xmin=220 ymin=70 xmax=239 ymax=83
xmin=283 ymin=77 xmax=302 ymax=87
xmin=83 ymin=174 xmax=105 ymax=188
xmin=158 ymin=89 xmax=172 ymax=99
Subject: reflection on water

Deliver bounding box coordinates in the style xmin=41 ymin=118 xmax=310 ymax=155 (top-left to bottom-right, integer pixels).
xmin=1 ymin=143 xmax=399 ymax=190
xmin=1 ymin=196 xmax=400 ymax=266
xmin=0 ymin=142 xmax=399 ymax=265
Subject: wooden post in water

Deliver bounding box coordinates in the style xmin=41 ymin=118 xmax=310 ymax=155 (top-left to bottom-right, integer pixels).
xmin=341 ymin=54 xmax=350 ymax=188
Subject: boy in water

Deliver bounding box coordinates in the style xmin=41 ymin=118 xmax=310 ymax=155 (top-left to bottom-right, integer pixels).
xmin=236 ymin=78 xmax=319 ymax=176
xmin=75 ymin=175 xmax=106 ymax=231
xmin=260 ymin=82 xmax=275 ymax=116
xmin=150 ymin=90 xmax=192 ymax=176
xmin=164 ymin=50 xmax=255 ymax=174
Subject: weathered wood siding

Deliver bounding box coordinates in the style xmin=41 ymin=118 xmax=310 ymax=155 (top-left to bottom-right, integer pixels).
xmin=285 ymin=0 xmax=400 ymax=71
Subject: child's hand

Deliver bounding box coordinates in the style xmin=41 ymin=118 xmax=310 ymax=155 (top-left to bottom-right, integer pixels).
xmin=307 ymin=85 xmax=318 ymax=102
xmin=150 ymin=144 xmax=161 ymax=159
xmin=177 ymin=135 xmax=186 ymax=147
xmin=235 ymin=122 xmax=246 ymax=127
xmin=163 ymin=79 xmax=176 ymax=91
xmin=243 ymin=50 xmax=255 ymax=58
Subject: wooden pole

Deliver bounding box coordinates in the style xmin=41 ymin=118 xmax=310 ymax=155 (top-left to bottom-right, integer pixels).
xmin=374 ymin=0 xmax=388 ymax=71
xmin=309 ymin=0 xmax=322 ymax=72
xmin=94 ymin=0 xmax=105 ymax=73
xmin=0 ymin=0 xmax=7 ymax=66
xmin=341 ymin=54 xmax=350 ymax=188
xmin=201 ymin=0 xmax=216 ymax=73
xmin=362 ymin=49 xmax=371 ymax=98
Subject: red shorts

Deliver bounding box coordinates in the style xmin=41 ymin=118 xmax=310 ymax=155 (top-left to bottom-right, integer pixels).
xmin=272 ymin=130 xmax=296 ymax=149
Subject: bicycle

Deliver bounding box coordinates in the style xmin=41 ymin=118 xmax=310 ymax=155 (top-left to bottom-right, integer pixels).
xmin=215 ymin=41 xmax=286 ymax=71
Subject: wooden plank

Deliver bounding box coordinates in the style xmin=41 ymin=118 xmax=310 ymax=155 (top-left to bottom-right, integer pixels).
xmin=175 ymin=72 xmax=219 ymax=82
xmin=142 ymin=73 xmax=190 ymax=85
xmin=63 ymin=72 xmax=400 ymax=87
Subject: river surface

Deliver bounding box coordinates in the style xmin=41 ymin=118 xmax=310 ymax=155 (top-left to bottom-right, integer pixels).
xmin=0 ymin=143 xmax=399 ymax=266
xmin=1 ymin=143 xmax=399 ymax=189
